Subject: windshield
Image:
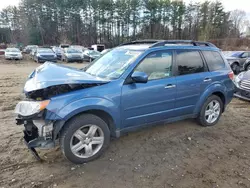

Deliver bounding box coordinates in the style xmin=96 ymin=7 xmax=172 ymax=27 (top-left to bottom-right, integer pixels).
xmin=229 ymin=51 xmax=243 ymax=57
xmin=6 ymin=48 xmax=20 ymax=52
xmin=66 ymin=48 xmax=81 ymax=53
xmin=85 ymin=49 xmax=142 ymax=80
xmin=37 ymin=48 xmax=53 ymax=53
xmin=53 ymin=47 xmax=62 ymax=53
xmin=89 ymin=50 xmax=100 ymax=56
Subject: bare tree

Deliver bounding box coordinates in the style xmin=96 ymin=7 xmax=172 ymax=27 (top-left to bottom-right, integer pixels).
xmin=230 ymin=9 xmax=246 ymax=37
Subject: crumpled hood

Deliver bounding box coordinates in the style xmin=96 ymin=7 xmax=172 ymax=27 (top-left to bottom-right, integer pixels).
xmin=24 ymin=62 xmax=108 ymax=92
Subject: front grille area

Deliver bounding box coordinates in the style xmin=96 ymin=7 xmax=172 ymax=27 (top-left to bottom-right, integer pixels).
xmin=240 ymin=80 xmax=250 ymax=90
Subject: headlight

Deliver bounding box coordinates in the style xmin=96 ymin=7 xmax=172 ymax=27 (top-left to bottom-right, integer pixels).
xmin=234 ymin=72 xmax=245 ymax=87
xmin=15 ymin=100 xmax=50 ymax=116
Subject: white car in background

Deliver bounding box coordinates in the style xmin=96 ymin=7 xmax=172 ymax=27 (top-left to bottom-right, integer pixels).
xmin=69 ymin=45 xmax=84 ymax=52
xmin=5 ymin=48 xmax=23 ymax=60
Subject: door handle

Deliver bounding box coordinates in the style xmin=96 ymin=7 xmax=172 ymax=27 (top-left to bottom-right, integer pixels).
xmin=204 ymin=78 xmax=212 ymax=82
xmin=165 ymin=84 xmax=176 ymax=89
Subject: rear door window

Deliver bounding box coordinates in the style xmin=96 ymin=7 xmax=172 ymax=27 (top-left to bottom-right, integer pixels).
xmin=202 ymin=51 xmax=225 ymax=71
xmin=176 ymin=50 xmax=204 ymax=76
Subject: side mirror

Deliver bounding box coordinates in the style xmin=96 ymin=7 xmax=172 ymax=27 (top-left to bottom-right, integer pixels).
xmin=131 ymin=71 xmax=148 ymax=83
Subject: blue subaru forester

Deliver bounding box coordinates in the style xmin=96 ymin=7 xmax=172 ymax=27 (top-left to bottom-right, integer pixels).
xmin=15 ymin=40 xmax=235 ymax=164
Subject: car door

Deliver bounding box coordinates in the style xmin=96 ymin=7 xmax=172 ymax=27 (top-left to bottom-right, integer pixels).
xmin=121 ymin=50 xmax=176 ymax=128
xmin=174 ymin=49 xmax=209 ymax=116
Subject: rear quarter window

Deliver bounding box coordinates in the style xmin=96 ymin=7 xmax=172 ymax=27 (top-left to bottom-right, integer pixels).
xmin=202 ymin=51 xmax=225 ymax=71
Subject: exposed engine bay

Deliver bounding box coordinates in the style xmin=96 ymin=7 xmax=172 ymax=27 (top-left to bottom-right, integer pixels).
xmin=26 ymin=83 xmax=101 ymax=100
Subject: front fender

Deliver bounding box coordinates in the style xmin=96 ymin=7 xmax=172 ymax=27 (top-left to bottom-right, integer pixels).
xmin=48 ymin=97 xmax=120 ymax=129
xmin=194 ymin=83 xmax=227 ymax=114
xmin=64 ymin=97 xmax=119 ymax=126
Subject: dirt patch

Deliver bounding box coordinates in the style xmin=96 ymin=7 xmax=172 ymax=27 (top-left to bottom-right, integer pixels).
xmin=0 ymin=57 xmax=250 ymax=188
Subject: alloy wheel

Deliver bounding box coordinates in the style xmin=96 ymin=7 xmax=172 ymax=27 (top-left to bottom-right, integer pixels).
xmin=70 ymin=124 xmax=104 ymax=159
xmin=205 ymin=100 xmax=221 ymax=124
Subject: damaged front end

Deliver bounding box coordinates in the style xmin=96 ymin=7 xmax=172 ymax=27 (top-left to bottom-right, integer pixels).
xmin=15 ymin=100 xmax=54 ymax=160
xmin=15 ymin=62 xmax=109 ymax=160
xmin=234 ymin=71 xmax=250 ymax=101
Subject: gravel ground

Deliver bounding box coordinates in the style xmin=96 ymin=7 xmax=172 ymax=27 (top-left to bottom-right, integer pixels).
xmin=0 ymin=57 xmax=250 ymax=188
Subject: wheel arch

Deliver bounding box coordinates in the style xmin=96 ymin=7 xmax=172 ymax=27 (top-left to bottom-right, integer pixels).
xmin=211 ymin=91 xmax=226 ymax=112
xmin=194 ymin=84 xmax=227 ymax=115
xmin=54 ymin=108 xmax=118 ymax=139
xmin=231 ymin=61 xmax=240 ymax=66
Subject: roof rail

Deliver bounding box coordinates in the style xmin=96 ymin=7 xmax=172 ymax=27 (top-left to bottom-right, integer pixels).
xmin=150 ymin=40 xmax=216 ymax=48
xmin=119 ymin=39 xmax=164 ymax=46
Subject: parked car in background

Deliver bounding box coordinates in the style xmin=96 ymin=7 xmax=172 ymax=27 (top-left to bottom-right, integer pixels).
xmin=30 ymin=48 xmax=37 ymax=60
xmin=59 ymin=44 xmax=70 ymax=49
xmin=61 ymin=48 xmax=83 ymax=63
xmin=15 ymin=40 xmax=234 ymax=164
xmin=5 ymin=48 xmax=23 ymax=60
xmin=23 ymin=45 xmax=38 ymax=54
xmin=225 ymin=51 xmax=250 ymax=74
xmin=52 ymin=47 xmax=63 ymax=60
xmin=34 ymin=48 xmax=57 ymax=63
xmin=69 ymin=45 xmax=84 ymax=52
xmin=91 ymin=44 xmax=105 ymax=52
xmin=82 ymin=49 xmax=101 ymax=62
xmin=234 ymin=70 xmax=250 ymax=101
xmin=0 ymin=49 xmax=5 ymax=55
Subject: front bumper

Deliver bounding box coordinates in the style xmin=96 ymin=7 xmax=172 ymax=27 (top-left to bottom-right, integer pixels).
xmin=16 ymin=113 xmax=55 ymax=160
xmin=37 ymin=57 xmax=57 ymax=63
xmin=56 ymin=54 xmax=62 ymax=60
xmin=67 ymin=56 xmax=83 ymax=62
xmin=5 ymin=55 xmax=22 ymax=60
xmin=234 ymin=86 xmax=250 ymax=101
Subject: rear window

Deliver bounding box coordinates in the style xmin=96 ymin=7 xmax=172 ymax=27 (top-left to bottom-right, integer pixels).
xmin=176 ymin=50 xmax=204 ymax=76
xmin=202 ymin=51 xmax=225 ymax=71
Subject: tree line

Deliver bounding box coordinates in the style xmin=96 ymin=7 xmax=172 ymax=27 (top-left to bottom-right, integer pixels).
xmin=0 ymin=0 xmax=248 ymax=47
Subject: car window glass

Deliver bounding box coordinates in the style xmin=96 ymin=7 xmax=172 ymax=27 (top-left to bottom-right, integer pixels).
xmin=241 ymin=53 xmax=247 ymax=58
xmin=203 ymin=51 xmax=225 ymax=71
xmin=135 ymin=51 xmax=172 ymax=80
xmin=176 ymin=50 xmax=204 ymax=75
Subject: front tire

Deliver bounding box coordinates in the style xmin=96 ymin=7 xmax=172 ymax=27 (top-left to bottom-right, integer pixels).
xmin=59 ymin=114 xmax=110 ymax=164
xmin=197 ymin=95 xmax=223 ymax=127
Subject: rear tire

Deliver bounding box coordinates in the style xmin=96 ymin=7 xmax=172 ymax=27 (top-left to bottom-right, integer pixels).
xmin=59 ymin=114 xmax=110 ymax=164
xmin=197 ymin=95 xmax=223 ymax=127
xmin=231 ymin=63 xmax=240 ymax=75
xmin=246 ymin=64 xmax=250 ymax=71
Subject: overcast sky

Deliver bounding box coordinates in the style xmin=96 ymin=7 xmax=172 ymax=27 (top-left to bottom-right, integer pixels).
xmin=0 ymin=0 xmax=250 ymax=14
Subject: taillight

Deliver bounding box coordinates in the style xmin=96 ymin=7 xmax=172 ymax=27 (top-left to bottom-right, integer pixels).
xmin=228 ymin=71 xmax=234 ymax=80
